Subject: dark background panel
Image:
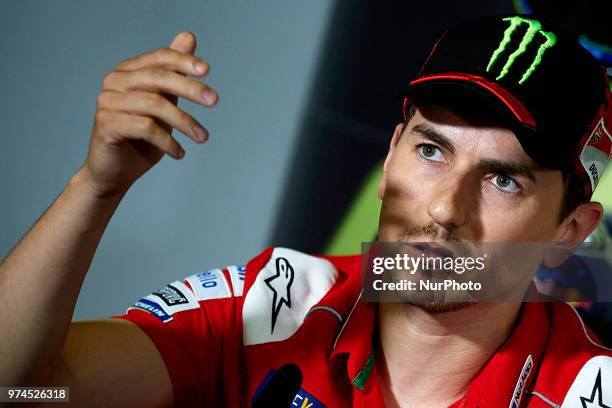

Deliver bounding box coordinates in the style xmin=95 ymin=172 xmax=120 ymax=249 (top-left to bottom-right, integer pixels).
xmin=270 ymin=0 xmax=515 ymax=253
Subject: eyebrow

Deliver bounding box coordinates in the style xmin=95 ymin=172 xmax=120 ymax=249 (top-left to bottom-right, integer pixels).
xmin=410 ymin=124 xmax=456 ymax=154
xmin=409 ymin=123 xmax=537 ymax=182
xmin=478 ymin=159 xmax=537 ymax=182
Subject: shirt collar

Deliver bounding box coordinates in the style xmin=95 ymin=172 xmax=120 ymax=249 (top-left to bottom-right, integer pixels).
xmin=330 ymin=293 xmax=378 ymax=390
xmin=458 ymin=302 xmax=550 ymax=407
xmin=330 ymin=300 xmax=550 ymax=404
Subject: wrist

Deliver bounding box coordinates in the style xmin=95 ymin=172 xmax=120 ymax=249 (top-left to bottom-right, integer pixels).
xmin=68 ymin=165 xmax=127 ymax=205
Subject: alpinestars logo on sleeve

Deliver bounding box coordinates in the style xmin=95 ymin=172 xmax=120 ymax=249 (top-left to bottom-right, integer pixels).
xmin=580 ymin=369 xmax=610 ymax=408
xmin=486 ymin=16 xmax=557 ymax=85
xmin=264 ymin=257 xmax=295 ymax=334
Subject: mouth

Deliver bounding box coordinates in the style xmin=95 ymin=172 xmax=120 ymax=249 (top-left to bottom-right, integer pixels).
xmin=410 ymin=242 xmax=459 ymax=259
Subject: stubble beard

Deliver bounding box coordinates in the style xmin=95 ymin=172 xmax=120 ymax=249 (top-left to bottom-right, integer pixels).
xmin=382 ymin=219 xmax=477 ymax=314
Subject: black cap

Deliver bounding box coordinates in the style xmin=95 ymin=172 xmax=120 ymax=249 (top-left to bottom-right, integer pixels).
xmin=402 ymin=15 xmax=612 ymax=198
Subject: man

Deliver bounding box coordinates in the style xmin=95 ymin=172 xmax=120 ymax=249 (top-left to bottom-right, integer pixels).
xmin=1 ymin=14 xmax=611 ymax=407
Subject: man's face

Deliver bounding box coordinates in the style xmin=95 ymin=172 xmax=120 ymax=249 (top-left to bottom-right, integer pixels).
xmin=376 ymin=103 xmax=566 ymax=311
xmin=378 ymin=103 xmax=565 ymax=244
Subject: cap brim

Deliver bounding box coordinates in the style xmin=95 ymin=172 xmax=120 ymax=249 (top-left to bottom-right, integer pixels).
xmin=400 ymin=73 xmax=537 ymax=130
xmin=396 ymin=72 xmax=568 ymax=170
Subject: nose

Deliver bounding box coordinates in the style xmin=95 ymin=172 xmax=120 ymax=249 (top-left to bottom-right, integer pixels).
xmin=426 ymin=173 xmax=470 ymax=233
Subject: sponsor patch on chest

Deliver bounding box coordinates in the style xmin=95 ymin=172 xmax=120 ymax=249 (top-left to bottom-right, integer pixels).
xmin=242 ymin=248 xmax=339 ymax=345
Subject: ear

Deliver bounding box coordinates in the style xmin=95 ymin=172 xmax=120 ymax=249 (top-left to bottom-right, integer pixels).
xmin=555 ymin=201 xmax=604 ymax=244
xmin=377 ymin=123 xmax=405 ymax=200
xmin=542 ymin=201 xmax=604 ymax=267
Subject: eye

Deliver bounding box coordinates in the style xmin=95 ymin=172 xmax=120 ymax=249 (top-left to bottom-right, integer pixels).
xmin=489 ymin=175 xmax=520 ymax=193
xmin=417 ymin=144 xmax=445 ymax=163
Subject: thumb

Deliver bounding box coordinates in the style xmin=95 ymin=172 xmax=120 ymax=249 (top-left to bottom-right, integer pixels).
xmin=170 ymin=32 xmax=197 ymax=54
xmin=160 ymin=32 xmax=197 ymax=131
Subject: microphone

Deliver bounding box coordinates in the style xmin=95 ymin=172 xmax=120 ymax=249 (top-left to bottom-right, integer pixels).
xmin=251 ymin=363 xmax=303 ymax=408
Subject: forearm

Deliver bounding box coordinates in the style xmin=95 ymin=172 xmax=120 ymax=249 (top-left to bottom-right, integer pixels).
xmin=0 ymin=166 xmax=125 ymax=385
xmin=0 ymin=31 xmax=213 ymax=393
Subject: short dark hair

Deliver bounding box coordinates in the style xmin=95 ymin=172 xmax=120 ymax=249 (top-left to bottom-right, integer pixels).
xmin=559 ymin=168 xmax=588 ymax=222
xmin=401 ymin=91 xmax=589 ymax=224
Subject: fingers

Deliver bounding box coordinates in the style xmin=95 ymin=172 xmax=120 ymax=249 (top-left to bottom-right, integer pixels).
xmin=95 ymin=110 xmax=185 ymax=159
xmin=102 ymin=68 xmax=218 ymax=107
xmin=97 ymin=90 xmax=209 ymax=143
xmin=116 ymin=47 xmax=208 ymax=77
xmin=92 ymin=32 xmax=216 ymax=165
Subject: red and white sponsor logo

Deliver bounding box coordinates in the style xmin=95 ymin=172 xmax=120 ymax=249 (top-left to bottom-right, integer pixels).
xmin=580 ymin=117 xmax=612 ymax=190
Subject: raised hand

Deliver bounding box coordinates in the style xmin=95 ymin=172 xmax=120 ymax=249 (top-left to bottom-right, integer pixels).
xmin=82 ymin=32 xmax=217 ymax=198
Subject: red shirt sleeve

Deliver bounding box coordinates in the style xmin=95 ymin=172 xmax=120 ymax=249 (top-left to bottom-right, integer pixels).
xmin=113 ymin=267 xmax=246 ymax=407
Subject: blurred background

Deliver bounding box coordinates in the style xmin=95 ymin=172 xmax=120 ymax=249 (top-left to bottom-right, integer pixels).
xmin=1 ymin=0 xmax=611 ymax=324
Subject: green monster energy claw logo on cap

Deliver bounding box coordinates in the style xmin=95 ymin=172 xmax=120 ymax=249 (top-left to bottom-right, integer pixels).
xmin=486 ymin=16 xmax=557 ymax=85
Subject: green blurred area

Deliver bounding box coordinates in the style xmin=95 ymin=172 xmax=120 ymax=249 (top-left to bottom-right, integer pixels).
xmin=593 ymin=164 xmax=612 ymax=211
xmin=325 ymin=164 xmax=382 ymax=255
